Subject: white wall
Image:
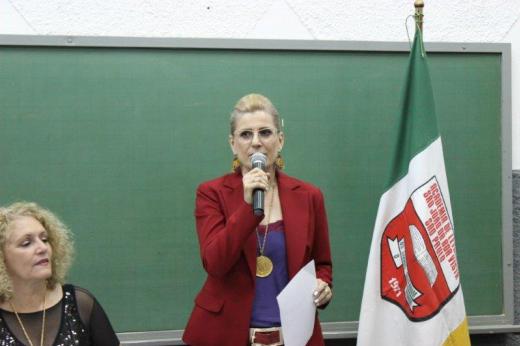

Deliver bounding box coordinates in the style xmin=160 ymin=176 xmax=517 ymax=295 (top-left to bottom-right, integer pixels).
xmin=1 ymin=0 xmax=518 ymax=169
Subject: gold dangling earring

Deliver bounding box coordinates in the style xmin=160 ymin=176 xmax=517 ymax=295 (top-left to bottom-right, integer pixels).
xmin=275 ymin=152 xmax=285 ymax=170
xmin=231 ymin=155 xmax=241 ymax=172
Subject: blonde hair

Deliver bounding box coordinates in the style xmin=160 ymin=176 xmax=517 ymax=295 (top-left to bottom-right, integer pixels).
xmin=0 ymin=202 xmax=74 ymax=301
xmin=230 ymin=93 xmax=282 ymax=134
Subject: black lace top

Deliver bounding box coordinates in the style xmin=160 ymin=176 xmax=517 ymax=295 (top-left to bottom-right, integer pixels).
xmin=0 ymin=284 xmax=119 ymax=346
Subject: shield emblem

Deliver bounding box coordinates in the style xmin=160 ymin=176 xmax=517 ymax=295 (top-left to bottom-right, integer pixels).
xmin=380 ymin=177 xmax=460 ymax=321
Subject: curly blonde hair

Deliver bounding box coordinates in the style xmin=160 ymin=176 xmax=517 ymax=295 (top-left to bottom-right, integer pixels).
xmin=0 ymin=202 xmax=74 ymax=302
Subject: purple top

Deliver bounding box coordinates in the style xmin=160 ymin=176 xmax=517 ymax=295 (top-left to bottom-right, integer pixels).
xmin=250 ymin=220 xmax=289 ymax=327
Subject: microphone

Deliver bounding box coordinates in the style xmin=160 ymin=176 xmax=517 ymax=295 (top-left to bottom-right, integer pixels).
xmin=250 ymin=152 xmax=267 ymax=216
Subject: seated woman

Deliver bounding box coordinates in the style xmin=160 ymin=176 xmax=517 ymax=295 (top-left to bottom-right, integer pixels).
xmin=183 ymin=93 xmax=333 ymax=345
xmin=0 ymin=201 xmax=119 ymax=346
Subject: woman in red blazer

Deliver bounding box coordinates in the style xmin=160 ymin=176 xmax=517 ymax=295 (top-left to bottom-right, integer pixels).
xmin=183 ymin=94 xmax=333 ymax=346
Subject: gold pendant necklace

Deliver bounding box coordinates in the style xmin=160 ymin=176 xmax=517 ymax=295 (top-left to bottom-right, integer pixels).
xmin=256 ymin=255 xmax=274 ymax=278
xmin=256 ymin=182 xmax=276 ymax=278
xmin=9 ymin=290 xmax=46 ymax=346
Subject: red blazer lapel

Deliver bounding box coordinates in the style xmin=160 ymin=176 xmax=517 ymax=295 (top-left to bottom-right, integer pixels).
xmin=222 ymin=172 xmax=258 ymax=280
xmin=278 ymin=171 xmax=310 ymax=279
xmin=221 ymin=171 xmax=311 ymax=281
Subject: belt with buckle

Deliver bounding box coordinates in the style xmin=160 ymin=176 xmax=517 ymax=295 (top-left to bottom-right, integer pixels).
xmin=250 ymin=327 xmax=283 ymax=346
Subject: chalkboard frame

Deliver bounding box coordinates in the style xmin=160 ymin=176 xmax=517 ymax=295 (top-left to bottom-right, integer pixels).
xmin=0 ymin=35 xmax=514 ymax=344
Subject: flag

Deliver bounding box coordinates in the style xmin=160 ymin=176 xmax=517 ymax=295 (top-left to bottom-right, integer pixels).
xmin=357 ymin=31 xmax=471 ymax=346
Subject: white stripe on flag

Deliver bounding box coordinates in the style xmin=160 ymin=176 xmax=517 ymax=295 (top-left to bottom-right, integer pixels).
xmin=357 ymin=138 xmax=468 ymax=346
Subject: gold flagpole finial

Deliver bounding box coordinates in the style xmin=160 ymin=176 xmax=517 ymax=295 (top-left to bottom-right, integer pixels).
xmin=414 ymin=0 xmax=424 ymax=32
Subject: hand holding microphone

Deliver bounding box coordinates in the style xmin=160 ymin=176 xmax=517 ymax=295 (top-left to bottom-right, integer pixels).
xmin=242 ymin=153 xmax=269 ymax=215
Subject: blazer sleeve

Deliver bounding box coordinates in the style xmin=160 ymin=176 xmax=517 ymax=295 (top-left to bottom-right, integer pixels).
xmin=312 ymin=188 xmax=333 ymax=287
xmin=195 ymin=181 xmax=262 ymax=277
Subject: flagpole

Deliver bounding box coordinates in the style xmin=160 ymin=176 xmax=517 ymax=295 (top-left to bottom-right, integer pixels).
xmin=414 ymin=0 xmax=424 ymax=32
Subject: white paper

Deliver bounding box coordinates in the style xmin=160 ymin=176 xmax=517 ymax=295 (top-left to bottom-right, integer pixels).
xmin=276 ymin=260 xmax=317 ymax=346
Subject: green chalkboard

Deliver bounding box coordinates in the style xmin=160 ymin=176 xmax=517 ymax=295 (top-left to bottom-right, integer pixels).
xmin=0 ymin=40 xmax=506 ymax=334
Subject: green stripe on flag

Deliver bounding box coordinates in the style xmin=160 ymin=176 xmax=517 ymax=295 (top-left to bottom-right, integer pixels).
xmin=386 ymin=32 xmax=440 ymax=189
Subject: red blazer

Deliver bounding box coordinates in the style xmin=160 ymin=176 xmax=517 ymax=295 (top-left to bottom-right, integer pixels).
xmin=183 ymin=170 xmax=333 ymax=346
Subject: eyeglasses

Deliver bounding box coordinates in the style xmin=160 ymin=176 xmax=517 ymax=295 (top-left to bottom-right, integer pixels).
xmin=234 ymin=127 xmax=277 ymax=142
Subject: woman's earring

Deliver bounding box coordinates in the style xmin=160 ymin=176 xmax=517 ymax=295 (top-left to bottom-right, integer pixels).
xmin=275 ymin=152 xmax=285 ymax=170
xmin=231 ymin=155 xmax=241 ymax=171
